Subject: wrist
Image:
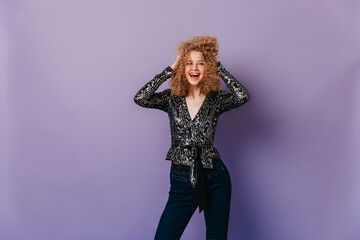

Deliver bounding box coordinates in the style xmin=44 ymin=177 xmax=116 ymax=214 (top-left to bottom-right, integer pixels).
xmin=163 ymin=66 xmax=174 ymax=78
xmin=217 ymin=61 xmax=223 ymax=74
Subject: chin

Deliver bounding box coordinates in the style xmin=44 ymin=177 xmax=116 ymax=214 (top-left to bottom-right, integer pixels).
xmin=187 ymin=78 xmax=203 ymax=87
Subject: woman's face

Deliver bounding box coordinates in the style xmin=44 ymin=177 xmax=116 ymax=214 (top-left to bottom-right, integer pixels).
xmin=184 ymin=51 xmax=205 ymax=86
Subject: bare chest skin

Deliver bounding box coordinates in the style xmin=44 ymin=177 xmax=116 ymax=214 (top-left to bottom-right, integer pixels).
xmin=185 ymin=95 xmax=206 ymax=121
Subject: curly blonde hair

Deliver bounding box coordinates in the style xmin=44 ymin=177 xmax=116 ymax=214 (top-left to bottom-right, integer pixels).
xmin=170 ymin=35 xmax=221 ymax=97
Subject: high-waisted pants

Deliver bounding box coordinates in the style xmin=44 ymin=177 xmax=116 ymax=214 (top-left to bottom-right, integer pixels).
xmin=154 ymin=159 xmax=232 ymax=240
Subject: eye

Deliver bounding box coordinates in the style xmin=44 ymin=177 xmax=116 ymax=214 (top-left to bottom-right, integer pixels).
xmin=198 ymin=62 xmax=204 ymax=65
xmin=186 ymin=62 xmax=192 ymax=65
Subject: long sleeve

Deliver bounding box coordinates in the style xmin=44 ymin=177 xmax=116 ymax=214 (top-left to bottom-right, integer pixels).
xmin=216 ymin=61 xmax=250 ymax=114
xmin=133 ymin=66 xmax=174 ymax=112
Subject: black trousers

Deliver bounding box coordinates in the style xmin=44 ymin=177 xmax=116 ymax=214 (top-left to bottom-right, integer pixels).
xmin=155 ymin=159 xmax=232 ymax=240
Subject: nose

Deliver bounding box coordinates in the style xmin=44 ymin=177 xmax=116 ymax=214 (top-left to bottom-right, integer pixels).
xmin=192 ymin=63 xmax=198 ymax=71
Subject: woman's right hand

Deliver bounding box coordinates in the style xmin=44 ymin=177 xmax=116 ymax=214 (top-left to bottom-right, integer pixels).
xmin=170 ymin=54 xmax=180 ymax=70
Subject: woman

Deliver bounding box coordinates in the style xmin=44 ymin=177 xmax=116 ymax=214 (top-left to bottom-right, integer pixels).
xmin=134 ymin=35 xmax=250 ymax=240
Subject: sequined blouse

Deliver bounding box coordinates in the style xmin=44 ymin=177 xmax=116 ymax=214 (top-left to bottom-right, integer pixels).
xmin=134 ymin=62 xmax=250 ymax=188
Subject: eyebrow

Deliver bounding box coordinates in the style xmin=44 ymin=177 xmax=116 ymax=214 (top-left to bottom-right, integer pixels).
xmin=185 ymin=59 xmax=204 ymax=62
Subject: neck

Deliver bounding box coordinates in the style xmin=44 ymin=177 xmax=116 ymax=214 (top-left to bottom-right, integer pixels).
xmin=187 ymin=85 xmax=202 ymax=98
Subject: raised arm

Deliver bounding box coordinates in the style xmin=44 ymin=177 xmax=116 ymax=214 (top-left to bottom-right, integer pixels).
xmin=133 ymin=66 xmax=173 ymax=112
xmin=216 ymin=61 xmax=250 ymax=114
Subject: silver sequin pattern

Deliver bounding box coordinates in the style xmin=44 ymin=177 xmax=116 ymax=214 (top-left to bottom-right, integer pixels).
xmin=134 ymin=62 xmax=250 ymax=188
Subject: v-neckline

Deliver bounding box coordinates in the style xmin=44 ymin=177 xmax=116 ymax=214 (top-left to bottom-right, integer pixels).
xmin=183 ymin=95 xmax=207 ymax=122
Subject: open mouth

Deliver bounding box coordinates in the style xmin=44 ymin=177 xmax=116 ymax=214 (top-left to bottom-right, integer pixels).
xmin=189 ymin=73 xmax=200 ymax=80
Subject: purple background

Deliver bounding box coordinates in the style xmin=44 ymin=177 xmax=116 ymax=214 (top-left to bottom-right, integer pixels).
xmin=1 ymin=1 xmax=360 ymax=239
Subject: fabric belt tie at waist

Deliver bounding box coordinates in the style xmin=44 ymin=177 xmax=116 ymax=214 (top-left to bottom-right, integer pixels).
xmin=171 ymin=144 xmax=214 ymax=213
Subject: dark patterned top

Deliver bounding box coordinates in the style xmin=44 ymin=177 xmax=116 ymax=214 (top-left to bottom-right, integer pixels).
xmin=134 ymin=62 xmax=250 ymax=188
